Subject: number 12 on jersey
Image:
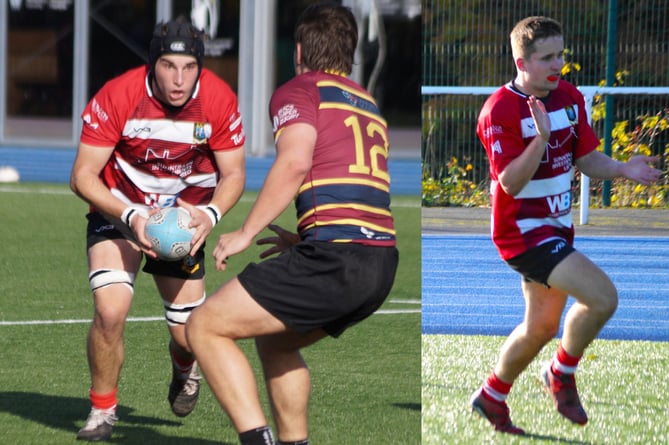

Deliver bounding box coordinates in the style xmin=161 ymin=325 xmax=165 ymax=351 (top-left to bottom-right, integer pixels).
xmin=345 ymin=115 xmax=390 ymax=183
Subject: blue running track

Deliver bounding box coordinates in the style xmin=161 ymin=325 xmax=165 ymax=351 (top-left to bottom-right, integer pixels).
xmin=422 ymin=234 xmax=669 ymax=341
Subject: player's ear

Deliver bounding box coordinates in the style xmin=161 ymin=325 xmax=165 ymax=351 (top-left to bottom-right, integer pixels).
xmin=294 ymin=43 xmax=303 ymax=74
xmin=515 ymin=57 xmax=526 ymax=72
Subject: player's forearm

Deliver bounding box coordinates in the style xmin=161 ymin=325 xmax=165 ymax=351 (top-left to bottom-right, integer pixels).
xmin=240 ymin=161 xmax=307 ymax=241
xmin=70 ymin=171 xmax=128 ymax=219
xmin=575 ymin=150 xmax=622 ymax=180
xmin=208 ymin=168 xmax=245 ymax=218
xmin=498 ymin=136 xmax=548 ymax=196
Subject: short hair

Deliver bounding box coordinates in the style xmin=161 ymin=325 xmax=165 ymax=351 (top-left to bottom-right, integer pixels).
xmin=294 ymin=3 xmax=358 ymax=74
xmin=510 ymin=16 xmax=563 ymax=59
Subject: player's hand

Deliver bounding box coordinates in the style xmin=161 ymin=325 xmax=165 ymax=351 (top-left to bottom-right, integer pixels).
xmin=176 ymin=198 xmax=213 ymax=256
xmin=212 ymin=229 xmax=254 ymax=271
xmin=622 ymin=155 xmax=662 ymax=185
xmin=130 ymin=210 xmax=159 ymax=259
xmin=256 ymin=224 xmax=300 ymax=258
xmin=527 ymin=96 xmax=551 ymax=141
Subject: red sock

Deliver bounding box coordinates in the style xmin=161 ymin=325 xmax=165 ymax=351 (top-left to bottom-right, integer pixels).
xmin=551 ymin=343 xmax=581 ymax=376
xmin=482 ymin=372 xmax=512 ymax=402
xmin=170 ymin=346 xmax=195 ymax=378
xmin=90 ymin=388 xmax=117 ymax=411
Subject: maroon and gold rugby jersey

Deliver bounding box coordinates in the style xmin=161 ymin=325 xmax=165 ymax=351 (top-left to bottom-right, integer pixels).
xmin=80 ymin=66 xmax=244 ymax=209
xmin=477 ymin=80 xmax=600 ymax=260
xmin=269 ymin=71 xmax=395 ymax=247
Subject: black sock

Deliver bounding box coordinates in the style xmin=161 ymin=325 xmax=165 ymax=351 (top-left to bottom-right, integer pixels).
xmin=239 ymin=426 xmax=274 ymax=445
xmin=277 ymin=440 xmax=309 ymax=445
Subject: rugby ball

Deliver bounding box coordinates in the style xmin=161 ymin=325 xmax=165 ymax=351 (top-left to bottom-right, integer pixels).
xmin=144 ymin=207 xmax=195 ymax=261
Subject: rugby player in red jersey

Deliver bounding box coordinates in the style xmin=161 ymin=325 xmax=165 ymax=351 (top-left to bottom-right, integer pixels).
xmin=70 ymin=17 xmax=245 ymax=441
xmin=471 ymin=16 xmax=660 ymax=435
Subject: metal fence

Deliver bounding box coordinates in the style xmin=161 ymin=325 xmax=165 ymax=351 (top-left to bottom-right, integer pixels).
xmin=422 ymin=0 xmax=669 ymax=187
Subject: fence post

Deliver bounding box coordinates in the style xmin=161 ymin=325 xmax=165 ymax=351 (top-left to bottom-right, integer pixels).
xmin=579 ymin=87 xmax=596 ymax=225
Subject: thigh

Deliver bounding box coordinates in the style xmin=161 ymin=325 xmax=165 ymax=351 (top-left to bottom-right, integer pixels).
xmin=194 ymin=278 xmax=289 ymax=339
xmin=88 ymin=238 xmax=143 ymax=317
xmin=153 ymin=274 xmax=206 ymax=305
xmin=521 ymin=278 xmax=568 ymax=331
xmin=547 ymin=250 xmax=617 ymax=306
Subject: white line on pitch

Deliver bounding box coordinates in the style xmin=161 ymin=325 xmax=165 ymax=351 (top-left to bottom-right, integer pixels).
xmin=0 ymin=300 xmax=420 ymax=326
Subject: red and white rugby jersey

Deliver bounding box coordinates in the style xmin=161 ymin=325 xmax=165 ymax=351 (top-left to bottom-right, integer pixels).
xmin=476 ymin=80 xmax=600 ymax=260
xmin=269 ymin=70 xmax=395 ymax=247
xmin=80 ymin=66 xmax=244 ymax=209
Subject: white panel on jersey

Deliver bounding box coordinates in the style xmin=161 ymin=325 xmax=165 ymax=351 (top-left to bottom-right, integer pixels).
xmin=520 ymin=105 xmax=579 ymax=139
xmin=515 ymin=170 xmax=572 ymax=200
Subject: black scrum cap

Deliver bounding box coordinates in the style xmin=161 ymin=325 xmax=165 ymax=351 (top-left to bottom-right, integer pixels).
xmin=149 ymin=18 xmax=205 ymax=75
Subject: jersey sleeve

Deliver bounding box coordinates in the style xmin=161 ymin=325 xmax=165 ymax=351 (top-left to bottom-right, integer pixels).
xmin=477 ymin=92 xmax=524 ymax=178
xmin=199 ymin=71 xmax=245 ymax=152
xmin=80 ymin=78 xmax=128 ymax=148
xmin=268 ymin=78 xmax=318 ymax=141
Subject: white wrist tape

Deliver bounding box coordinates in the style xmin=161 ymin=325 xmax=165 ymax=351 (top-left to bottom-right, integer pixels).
xmin=198 ymin=204 xmax=222 ymax=226
xmin=120 ymin=207 xmax=138 ymax=226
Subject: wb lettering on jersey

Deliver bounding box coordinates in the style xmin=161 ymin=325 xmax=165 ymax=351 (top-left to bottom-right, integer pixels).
xmin=546 ymin=192 xmax=571 ymax=214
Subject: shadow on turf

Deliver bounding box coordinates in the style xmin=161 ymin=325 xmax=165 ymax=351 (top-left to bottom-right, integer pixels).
xmin=0 ymin=391 xmax=232 ymax=444
xmin=520 ymin=432 xmax=594 ymax=444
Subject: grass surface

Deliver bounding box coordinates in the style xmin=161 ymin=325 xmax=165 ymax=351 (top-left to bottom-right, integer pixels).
xmin=423 ymin=334 xmax=669 ymax=445
xmin=0 ymin=183 xmax=421 ymax=444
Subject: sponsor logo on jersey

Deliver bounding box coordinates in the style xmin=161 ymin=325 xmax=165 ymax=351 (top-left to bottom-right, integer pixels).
xmin=82 ymin=113 xmax=99 ymax=130
xmin=91 ymin=98 xmax=109 ymax=123
xmin=272 ymin=104 xmax=300 ymax=132
xmin=483 ymin=125 xmax=503 ymax=138
xmin=492 ymin=140 xmax=502 ymax=155
xmin=546 ymin=191 xmax=571 ymax=214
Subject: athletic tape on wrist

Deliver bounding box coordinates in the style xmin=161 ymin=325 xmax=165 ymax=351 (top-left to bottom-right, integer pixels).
xmin=120 ymin=207 xmax=137 ymax=226
xmin=198 ymin=204 xmax=221 ymax=226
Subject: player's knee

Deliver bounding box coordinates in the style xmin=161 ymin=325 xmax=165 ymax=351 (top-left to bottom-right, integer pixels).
xmin=585 ymin=280 xmax=618 ymax=319
xmin=163 ymin=293 xmax=205 ymax=327
xmin=597 ymin=287 xmax=618 ymax=319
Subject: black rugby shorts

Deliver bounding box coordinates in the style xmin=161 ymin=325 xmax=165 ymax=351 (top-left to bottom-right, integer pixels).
xmin=238 ymin=241 xmax=399 ymax=337
xmin=505 ymin=238 xmax=575 ymax=286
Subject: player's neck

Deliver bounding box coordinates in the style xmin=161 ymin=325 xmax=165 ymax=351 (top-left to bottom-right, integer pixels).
xmin=512 ymin=78 xmax=550 ymax=98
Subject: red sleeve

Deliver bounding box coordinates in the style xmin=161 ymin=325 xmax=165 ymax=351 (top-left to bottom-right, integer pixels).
xmin=80 ymin=74 xmax=135 ymax=147
xmin=200 ymin=70 xmax=245 ymax=151
xmin=477 ymin=90 xmax=524 ymax=179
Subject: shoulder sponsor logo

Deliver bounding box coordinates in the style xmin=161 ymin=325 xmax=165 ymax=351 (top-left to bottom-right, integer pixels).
xmin=91 ymin=98 xmax=109 ymax=123
xmin=82 ymin=113 xmax=99 ymax=130
xmin=483 ymin=125 xmax=503 ymax=138
xmin=272 ymin=104 xmax=300 ymax=133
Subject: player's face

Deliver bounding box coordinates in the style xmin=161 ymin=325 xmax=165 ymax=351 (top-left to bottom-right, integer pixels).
xmin=152 ymin=54 xmax=200 ymax=107
xmin=517 ymin=35 xmax=564 ymax=97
